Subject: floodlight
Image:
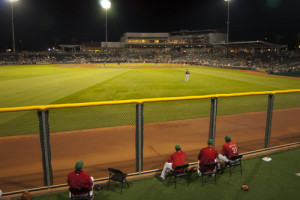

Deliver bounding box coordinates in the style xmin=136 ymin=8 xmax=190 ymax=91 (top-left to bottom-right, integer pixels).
xmin=225 ymin=0 xmax=230 ymax=44
xmin=8 ymin=0 xmax=19 ymax=53
xmin=100 ymin=0 xmax=111 ymax=47
xmin=101 ymin=0 xmax=111 ymax=9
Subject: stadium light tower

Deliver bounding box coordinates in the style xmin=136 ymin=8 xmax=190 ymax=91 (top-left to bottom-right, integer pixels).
xmin=8 ymin=0 xmax=18 ymax=53
xmin=100 ymin=0 xmax=111 ymax=47
xmin=225 ymin=0 xmax=230 ymax=44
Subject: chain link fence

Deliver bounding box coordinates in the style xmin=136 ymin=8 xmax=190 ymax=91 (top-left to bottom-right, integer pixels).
xmin=48 ymin=104 xmax=136 ymax=186
xmin=0 ymin=90 xmax=299 ymax=195
xmin=143 ymin=99 xmax=210 ymax=171
xmin=216 ymin=95 xmax=268 ymax=153
xmin=271 ymin=92 xmax=300 ymax=147
xmin=0 ymin=111 xmax=43 ymax=192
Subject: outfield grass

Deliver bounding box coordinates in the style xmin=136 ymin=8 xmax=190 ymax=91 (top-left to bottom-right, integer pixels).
xmin=0 ymin=64 xmax=300 ymax=136
xmin=1 ymin=64 xmax=300 ymax=107
xmin=25 ymin=147 xmax=300 ymax=200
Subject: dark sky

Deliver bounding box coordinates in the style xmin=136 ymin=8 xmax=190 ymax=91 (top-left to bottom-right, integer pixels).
xmin=0 ymin=0 xmax=299 ymax=50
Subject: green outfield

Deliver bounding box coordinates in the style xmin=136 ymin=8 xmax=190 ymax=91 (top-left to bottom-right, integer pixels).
xmin=0 ymin=63 xmax=300 ymax=136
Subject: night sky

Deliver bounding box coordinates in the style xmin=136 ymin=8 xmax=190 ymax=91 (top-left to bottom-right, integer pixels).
xmin=0 ymin=0 xmax=299 ymax=50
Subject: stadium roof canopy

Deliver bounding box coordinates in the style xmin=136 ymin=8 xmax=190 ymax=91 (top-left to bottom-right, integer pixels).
xmin=170 ymin=29 xmax=223 ymax=36
xmin=59 ymin=45 xmax=80 ymax=48
xmin=215 ymin=41 xmax=287 ymax=49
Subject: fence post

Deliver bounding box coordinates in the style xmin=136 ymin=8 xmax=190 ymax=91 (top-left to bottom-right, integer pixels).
xmin=209 ymin=98 xmax=218 ymax=147
xmin=37 ymin=110 xmax=53 ymax=187
xmin=265 ymin=94 xmax=274 ymax=148
xmin=136 ymin=104 xmax=144 ymax=173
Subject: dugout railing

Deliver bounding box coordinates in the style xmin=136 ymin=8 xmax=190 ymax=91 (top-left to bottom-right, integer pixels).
xmin=0 ymin=89 xmax=300 ymax=196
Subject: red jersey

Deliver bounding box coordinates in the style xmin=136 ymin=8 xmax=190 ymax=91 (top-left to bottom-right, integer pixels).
xmin=198 ymin=146 xmax=218 ymax=172
xmin=221 ymin=142 xmax=238 ymax=159
xmin=168 ymin=150 xmax=186 ymax=170
xmin=67 ymin=170 xmax=93 ymax=194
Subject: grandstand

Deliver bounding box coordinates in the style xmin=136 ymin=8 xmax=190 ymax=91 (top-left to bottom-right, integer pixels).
xmin=1 ymin=29 xmax=299 ymax=75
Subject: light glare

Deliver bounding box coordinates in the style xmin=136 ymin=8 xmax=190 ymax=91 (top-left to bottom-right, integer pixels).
xmin=101 ymin=0 xmax=111 ymax=9
xmin=8 ymin=0 xmax=19 ymax=2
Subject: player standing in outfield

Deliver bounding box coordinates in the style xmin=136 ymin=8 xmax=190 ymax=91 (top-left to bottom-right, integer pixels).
xmin=118 ymin=62 xmax=120 ymax=68
xmin=197 ymin=139 xmax=218 ymax=176
xmin=184 ymin=69 xmax=190 ymax=82
xmin=160 ymin=145 xmax=186 ymax=180
xmin=218 ymin=135 xmax=239 ymax=163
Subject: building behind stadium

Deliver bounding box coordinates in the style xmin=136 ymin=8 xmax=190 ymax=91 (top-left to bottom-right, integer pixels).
xmin=79 ymin=29 xmax=285 ymax=54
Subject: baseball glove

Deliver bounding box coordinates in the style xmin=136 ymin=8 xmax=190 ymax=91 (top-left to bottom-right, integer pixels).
xmin=241 ymin=184 xmax=250 ymax=191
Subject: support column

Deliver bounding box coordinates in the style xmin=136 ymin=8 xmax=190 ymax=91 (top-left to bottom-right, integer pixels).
xmin=264 ymin=94 xmax=274 ymax=148
xmin=38 ymin=110 xmax=53 ymax=187
xmin=136 ymin=104 xmax=144 ymax=173
xmin=209 ymin=98 xmax=218 ymax=147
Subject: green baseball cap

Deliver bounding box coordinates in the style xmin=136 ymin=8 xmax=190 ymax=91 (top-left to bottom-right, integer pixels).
xmin=175 ymin=144 xmax=181 ymax=151
xmin=207 ymin=139 xmax=214 ymax=145
xmin=225 ymin=135 xmax=231 ymax=142
xmin=75 ymin=160 xmax=83 ymax=171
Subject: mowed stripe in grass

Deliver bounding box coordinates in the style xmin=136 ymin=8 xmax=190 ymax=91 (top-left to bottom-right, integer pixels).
xmin=0 ymin=66 xmax=130 ymax=108
xmin=191 ymin=67 xmax=300 ymax=91
xmin=1 ymin=65 xmax=300 ymax=107
xmin=0 ymin=65 xmax=300 ymax=136
xmin=52 ymin=67 xmax=300 ymax=104
xmin=53 ymin=68 xmax=190 ymax=103
xmin=0 ymin=66 xmax=131 ymax=135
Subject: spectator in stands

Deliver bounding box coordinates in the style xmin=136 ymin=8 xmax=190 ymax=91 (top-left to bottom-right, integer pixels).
xmin=218 ymin=135 xmax=239 ymax=168
xmin=20 ymin=191 xmax=31 ymax=200
xmin=160 ymin=144 xmax=186 ymax=180
xmin=67 ymin=161 xmax=94 ymax=198
xmin=197 ymin=139 xmax=218 ymax=176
